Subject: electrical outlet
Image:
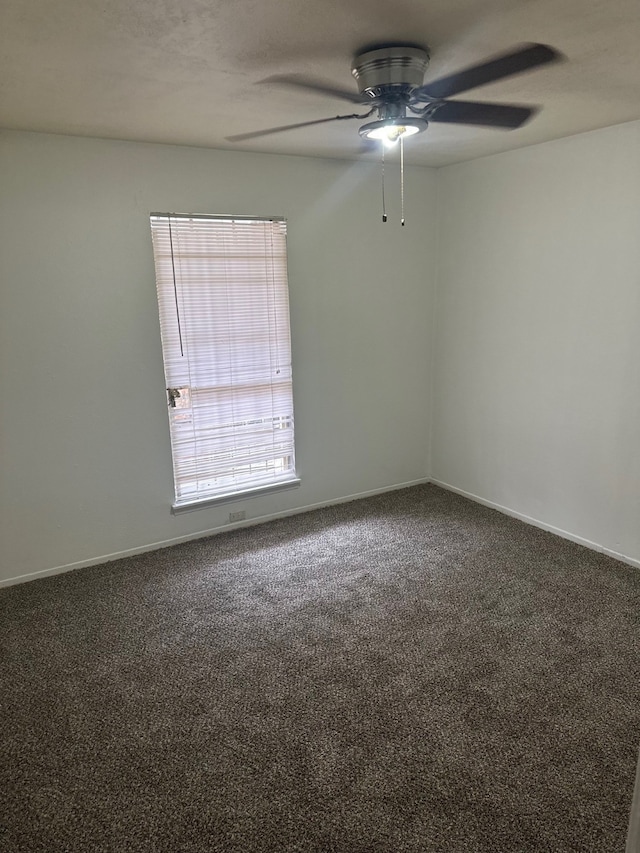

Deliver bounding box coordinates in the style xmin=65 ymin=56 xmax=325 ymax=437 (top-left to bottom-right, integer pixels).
xmin=228 ymin=510 xmax=246 ymax=523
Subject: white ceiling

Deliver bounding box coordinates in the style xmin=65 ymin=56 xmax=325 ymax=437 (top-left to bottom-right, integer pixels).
xmin=2 ymin=0 xmax=640 ymax=167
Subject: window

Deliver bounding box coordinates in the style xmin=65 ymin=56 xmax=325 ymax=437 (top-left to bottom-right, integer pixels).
xmin=150 ymin=213 xmax=297 ymax=509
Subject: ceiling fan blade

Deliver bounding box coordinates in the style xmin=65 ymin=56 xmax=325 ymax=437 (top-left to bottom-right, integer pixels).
xmin=429 ymin=100 xmax=536 ymax=129
xmin=225 ymin=114 xmax=364 ymax=142
xmin=261 ymin=74 xmax=369 ymax=105
xmin=416 ymin=43 xmax=562 ymax=100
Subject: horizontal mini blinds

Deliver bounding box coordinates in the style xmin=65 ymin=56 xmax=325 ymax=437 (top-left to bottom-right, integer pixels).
xmin=150 ymin=214 xmax=296 ymax=505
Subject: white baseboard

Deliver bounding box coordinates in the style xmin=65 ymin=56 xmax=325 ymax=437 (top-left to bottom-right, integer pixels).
xmin=4 ymin=476 xmax=637 ymax=588
xmin=0 ymin=477 xmax=430 ymax=588
xmin=431 ymin=479 xmax=640 ymax=571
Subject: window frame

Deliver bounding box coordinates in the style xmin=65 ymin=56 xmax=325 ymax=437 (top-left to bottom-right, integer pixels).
xmin=150 ymin=212 xmax=299 ymax=512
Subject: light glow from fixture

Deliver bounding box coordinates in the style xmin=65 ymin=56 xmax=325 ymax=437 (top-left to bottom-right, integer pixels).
xmin=359 ymin=118 xmax=428 ymax=146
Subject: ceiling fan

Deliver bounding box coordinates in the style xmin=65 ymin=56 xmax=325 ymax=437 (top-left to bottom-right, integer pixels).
xmin=227 ymin=42 xmax=563 ymax=146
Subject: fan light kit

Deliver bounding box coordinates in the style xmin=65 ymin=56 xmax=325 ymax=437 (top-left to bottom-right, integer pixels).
xmin=228 ymin=42 xmax=563 ymax=224
xmin=359 ymin=118 xmax=427 ymax=145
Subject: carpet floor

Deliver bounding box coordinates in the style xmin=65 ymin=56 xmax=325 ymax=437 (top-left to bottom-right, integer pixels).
xmin=1 ymin=484 xmax=639 ymax=852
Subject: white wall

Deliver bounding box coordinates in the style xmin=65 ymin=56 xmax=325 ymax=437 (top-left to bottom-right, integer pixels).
xmin=431 ymin=120 xmax=640 ymax=566
xmin=4 ymin=121 xmax=639 ymax=586
xmin=0 ymin=131 xmax=437 ymax=585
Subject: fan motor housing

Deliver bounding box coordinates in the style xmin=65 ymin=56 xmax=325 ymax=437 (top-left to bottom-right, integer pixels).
xmin=351 ymin=45 xmax=430 ymax=95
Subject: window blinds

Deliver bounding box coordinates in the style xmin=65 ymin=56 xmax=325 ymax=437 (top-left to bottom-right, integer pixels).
xmin=150 ymin=214 xmax=296 ymax=506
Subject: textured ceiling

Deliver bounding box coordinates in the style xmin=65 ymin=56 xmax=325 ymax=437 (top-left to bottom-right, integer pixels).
xmin=2 ymin=0 xmax=640 ymax=166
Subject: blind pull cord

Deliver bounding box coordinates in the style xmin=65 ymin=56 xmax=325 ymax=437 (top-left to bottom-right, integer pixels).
xmin=168 ymin=217 xmax=184 ymax=357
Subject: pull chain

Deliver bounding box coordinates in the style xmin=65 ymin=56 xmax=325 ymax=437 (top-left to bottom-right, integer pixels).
xmin=400 ymin=136 xmax=405 ymax=227
xmin=381 ymin=146 xmax=387 ymax=222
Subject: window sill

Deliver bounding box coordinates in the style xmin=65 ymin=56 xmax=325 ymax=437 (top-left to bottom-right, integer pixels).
xmin=171 ymin=477 xmax=301 ymax=515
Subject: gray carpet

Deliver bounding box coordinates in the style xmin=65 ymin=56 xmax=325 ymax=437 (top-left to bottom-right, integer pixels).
xmin=1 ymin=484 xmax=639 ymax=852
